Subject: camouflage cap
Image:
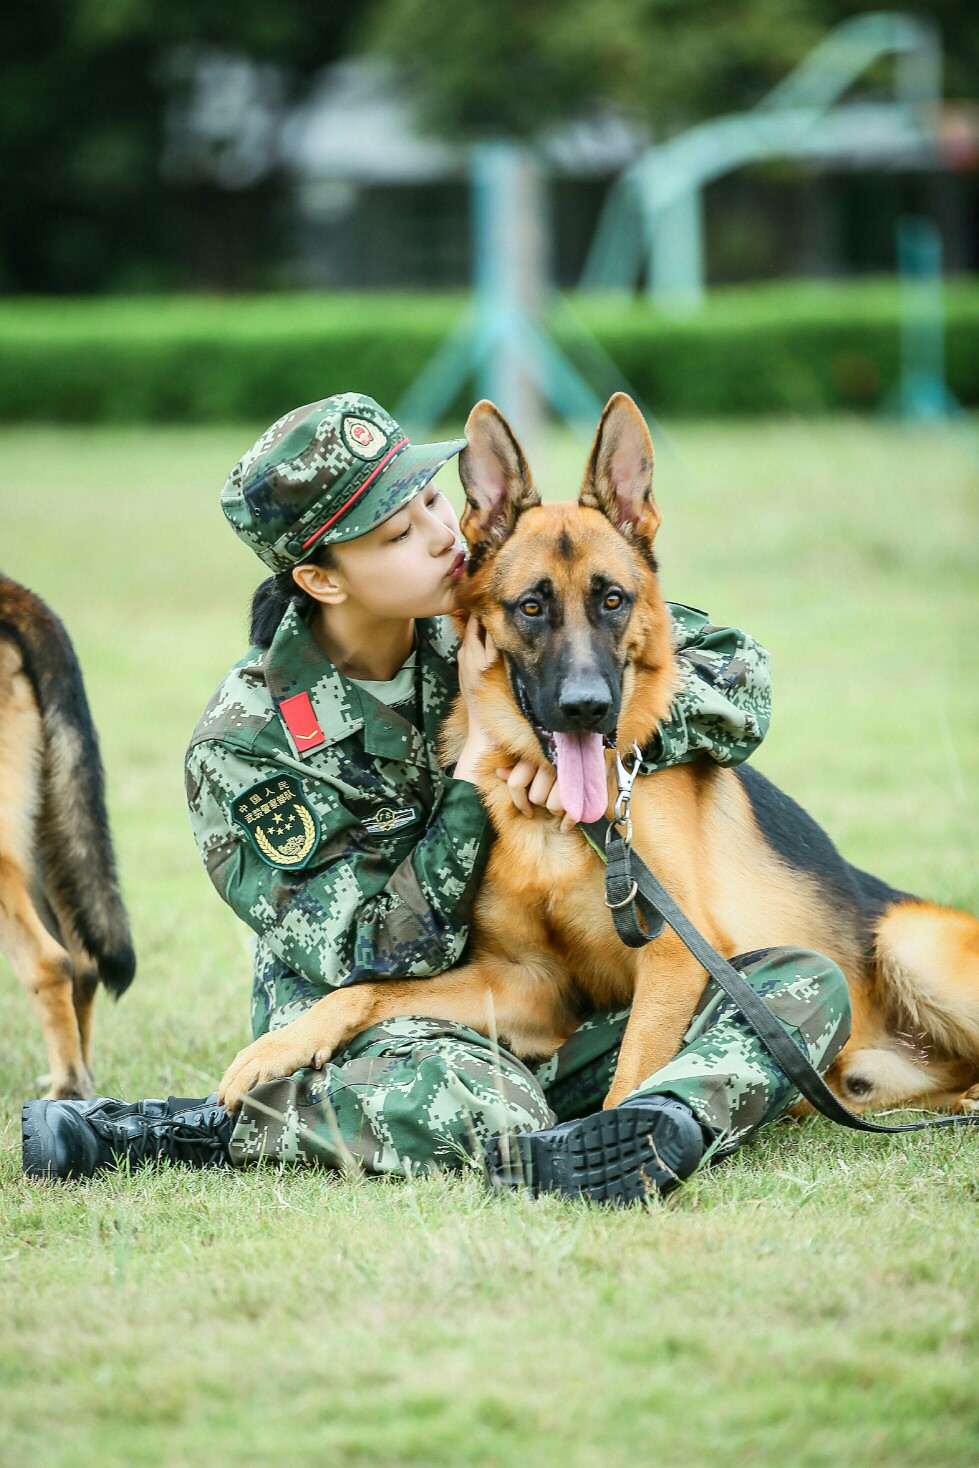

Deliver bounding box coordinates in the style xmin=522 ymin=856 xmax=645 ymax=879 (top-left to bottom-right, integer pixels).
xmin=222 ymin=392 xmax=466 ymax=572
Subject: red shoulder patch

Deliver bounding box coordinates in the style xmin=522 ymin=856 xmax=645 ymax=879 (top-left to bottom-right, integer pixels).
xmin=278 ymin=692 xmax=326 ymax=753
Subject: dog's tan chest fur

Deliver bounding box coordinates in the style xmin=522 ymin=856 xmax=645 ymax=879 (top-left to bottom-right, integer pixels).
xmin=471 ymin=796 xmax=642 ymax=1017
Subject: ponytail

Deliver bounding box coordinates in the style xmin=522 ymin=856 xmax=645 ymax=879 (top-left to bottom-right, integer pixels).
xmin=248 ymin=545 xmax=338 ymax=648
xmin=249 ymin=573 xmax=293 ymax=648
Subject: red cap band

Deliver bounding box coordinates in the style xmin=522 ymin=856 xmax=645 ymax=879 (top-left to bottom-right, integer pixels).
xmin=301 ymin=437 xmax=409 ymax=551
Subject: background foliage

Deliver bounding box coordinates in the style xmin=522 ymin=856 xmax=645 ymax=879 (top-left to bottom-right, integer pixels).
xmin=3 ymin=0 xmax=976 ymax=293
xmin=1 ymin=0 xmax=365 ymax=293
xmin=0 ymin=280 xmax=975 ymax=421
xmin=377 ymin=0 xmax=979 ymax=139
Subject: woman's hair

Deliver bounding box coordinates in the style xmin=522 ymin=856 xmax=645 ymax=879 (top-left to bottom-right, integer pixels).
xmin=249 ymin=543 xmax=338 ymax=648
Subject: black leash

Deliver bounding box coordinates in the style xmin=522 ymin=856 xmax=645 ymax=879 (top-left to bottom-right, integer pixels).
xmin=581 ymin=750 xmax=979 ymax=1135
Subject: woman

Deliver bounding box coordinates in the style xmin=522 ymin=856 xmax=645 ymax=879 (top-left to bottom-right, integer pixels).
xmin=23 ymin=393 xmax=849 ymax=1201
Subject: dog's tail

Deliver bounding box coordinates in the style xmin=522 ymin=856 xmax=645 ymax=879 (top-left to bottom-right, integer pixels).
xmin=0 ymin=574 xmax=136 ymax=996
xmin=874 ymin=897 xmax=979 ymax=1061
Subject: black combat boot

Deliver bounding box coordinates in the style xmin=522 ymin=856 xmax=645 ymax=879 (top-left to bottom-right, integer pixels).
xmin=22 ymin=1094 xmax=234 ymax=1180
xmin=482 ymin=1096 xmax=709 ymax=1206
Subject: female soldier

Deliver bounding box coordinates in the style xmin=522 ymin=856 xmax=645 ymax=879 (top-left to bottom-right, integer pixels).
xmin=23 ymin=393 xmax=850 ymax=1202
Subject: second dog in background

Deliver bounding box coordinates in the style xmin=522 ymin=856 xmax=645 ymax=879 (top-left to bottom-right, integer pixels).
xmin=0 ymin=575 xmax=135 ymax=1099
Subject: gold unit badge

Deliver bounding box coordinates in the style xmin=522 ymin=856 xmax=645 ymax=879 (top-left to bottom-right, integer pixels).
xmin=231 ymin=776 xmax=320 ymax=869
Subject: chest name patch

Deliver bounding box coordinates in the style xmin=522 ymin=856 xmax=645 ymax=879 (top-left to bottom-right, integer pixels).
xmin=362 ymin=805 xmax=418 ymax=836
xmin=231 ymin=776 xmax=320 ymax=869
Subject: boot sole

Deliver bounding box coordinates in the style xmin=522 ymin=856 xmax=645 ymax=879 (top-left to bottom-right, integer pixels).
xmin=484 ymin=1104 xmax=704 ymax=1206
xmin=22 ymin=1101 xmax=71 ymax=1180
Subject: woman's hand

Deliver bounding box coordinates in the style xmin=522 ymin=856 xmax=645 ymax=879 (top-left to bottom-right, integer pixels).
xmin=496 ymin=758 xmax=575 ymax=832
xmin=454 ymin=616 xmax=499 ymax=783
xmin=456 ymin=615 xmax=498 ymax=723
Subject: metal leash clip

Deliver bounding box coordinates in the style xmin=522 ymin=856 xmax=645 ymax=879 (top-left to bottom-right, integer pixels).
xmin=606 ymin=741 xmax=643 ymax=848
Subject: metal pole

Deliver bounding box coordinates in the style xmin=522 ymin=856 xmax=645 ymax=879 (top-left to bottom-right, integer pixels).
xmin=472 ymin=141 xmax=546 ymax=448
xmin=398 ymin=142 xmax=632 ymax=443
xmin=895 ymin=216 xmax=957 ymax=422
xmin=647 ymin=187 xmax=705 ymax=307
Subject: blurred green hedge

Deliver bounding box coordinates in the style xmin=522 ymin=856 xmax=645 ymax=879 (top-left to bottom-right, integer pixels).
xmin=0 ymin=281 xmax=976 ymax=422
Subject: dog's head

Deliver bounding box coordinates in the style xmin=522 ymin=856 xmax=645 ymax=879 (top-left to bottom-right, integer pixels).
xmin=454 ymin=393 xmax=675 ymax=822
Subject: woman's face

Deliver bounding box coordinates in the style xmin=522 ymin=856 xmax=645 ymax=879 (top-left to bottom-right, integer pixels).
xmin=328 ymin=478 xmax=466 ymax=619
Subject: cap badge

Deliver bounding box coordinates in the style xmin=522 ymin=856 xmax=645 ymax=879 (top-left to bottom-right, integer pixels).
xmin=343 ymin=417 xmax=388 ymax=461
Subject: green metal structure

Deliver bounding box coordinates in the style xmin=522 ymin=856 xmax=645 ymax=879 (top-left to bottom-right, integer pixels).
xmin=397 ymin=142 xmax=626 ymax=442
xmin=582 ymin=13 xmax=943 ymax=307
xmin=400 ymin=15 xmax=957 ymax=434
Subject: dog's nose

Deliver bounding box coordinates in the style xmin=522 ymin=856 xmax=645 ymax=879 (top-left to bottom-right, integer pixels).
xmin=558 ymin=681 xmax=612 ymax=729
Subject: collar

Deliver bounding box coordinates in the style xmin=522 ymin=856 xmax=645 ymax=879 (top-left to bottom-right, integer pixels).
xmin=263 ymin=602 xmax=460 ymax=766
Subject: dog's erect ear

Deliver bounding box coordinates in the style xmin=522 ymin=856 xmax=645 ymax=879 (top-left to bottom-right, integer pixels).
xmin=579 ymin=393 xmax=661 ymax=547
xmin=459 ymin=400 xmax=540 ymax=550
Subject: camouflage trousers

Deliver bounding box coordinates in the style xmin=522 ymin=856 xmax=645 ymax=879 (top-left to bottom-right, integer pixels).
xmin=229 ymin=947 xmax=851 ymax=1174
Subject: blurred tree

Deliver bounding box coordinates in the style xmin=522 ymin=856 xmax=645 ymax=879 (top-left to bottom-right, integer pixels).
xmin=3 ymin=0 xmax=975 ymax=292
xmin=0 ymin=0 xmax=370 ymax=292
xmin=373 ymin=0 xmax=979 ymax=138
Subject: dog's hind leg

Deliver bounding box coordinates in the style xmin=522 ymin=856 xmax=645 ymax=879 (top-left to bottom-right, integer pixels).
xmin=42 ymin=898 xmax=102 ymax=1081
xmin=70 ymin=955 xmax=100 ymax=1080
xmin=0 ymin=649 xmax=92 ymax=1099
xmin=0 ymin=854 xmax=92 ymax=1099
xmin=833 ymin=898 xmax=979 ymax=1111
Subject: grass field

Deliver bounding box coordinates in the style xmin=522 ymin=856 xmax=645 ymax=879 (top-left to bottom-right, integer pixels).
xmin=1 ymin=417 xmax=978 ymax=1467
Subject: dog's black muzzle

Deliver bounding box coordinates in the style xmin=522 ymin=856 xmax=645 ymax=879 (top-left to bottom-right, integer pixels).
xmin=555 ymin=676 xmax=615 ymax=733
xmin=506 ymin=657 xmax=621 ymax=757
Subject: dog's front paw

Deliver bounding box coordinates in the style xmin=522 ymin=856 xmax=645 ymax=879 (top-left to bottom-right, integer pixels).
xmin=218 ymin=1030 xmax=315 ymax=1114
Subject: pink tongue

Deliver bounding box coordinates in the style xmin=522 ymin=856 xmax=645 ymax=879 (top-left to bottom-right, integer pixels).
xmin=552 ymin=731 xmax=609 ymax=825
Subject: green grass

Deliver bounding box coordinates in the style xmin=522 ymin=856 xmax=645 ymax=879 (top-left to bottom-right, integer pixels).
xmin=1 ymin=417 xmax=978 ymax=1466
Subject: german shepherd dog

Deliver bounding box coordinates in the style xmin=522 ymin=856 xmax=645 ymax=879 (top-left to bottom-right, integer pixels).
xmin=218 ymin=395 xmax=979 ymax=1119
xmin=0 ymin=575 xmax=135 ymax=1099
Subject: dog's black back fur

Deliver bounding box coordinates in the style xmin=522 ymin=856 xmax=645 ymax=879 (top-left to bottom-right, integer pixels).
xmin=735 ymin=764 xmax=908 ymax=954
xmin=0 ymin=573 xmax=135 ymax=994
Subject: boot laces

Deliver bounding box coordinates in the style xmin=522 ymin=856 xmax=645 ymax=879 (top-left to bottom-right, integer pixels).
xmin=87 ymin=1104 xmax=228 ymax=1161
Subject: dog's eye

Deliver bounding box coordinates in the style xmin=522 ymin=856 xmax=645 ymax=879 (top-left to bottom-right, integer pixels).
xmin=603 ymin=592 xmax=624 ymax=611
xmin=520 ymin=599 xmax=543 ymax=618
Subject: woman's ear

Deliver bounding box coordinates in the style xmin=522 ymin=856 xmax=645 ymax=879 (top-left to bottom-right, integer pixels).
xmin=292 ymin=561 xmax=347 ymax=607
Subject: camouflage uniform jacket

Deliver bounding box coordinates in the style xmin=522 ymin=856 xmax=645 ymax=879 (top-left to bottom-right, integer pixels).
xmin=185 ymin=600 xmax=770 ymax=1008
